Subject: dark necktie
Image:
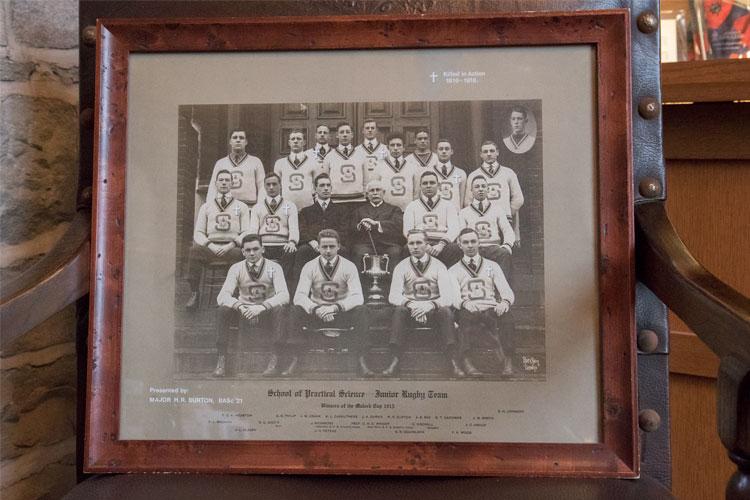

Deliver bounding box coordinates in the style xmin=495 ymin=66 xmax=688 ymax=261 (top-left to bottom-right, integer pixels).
xmin=293 ymin=155 xmax=300 ymax=167
xmin=427 ymin=197 xmax=435 ymax=210
xmin=343 ymin=146 xmax=349 ymax=156
xmin=468 ymin=258 xmax=477 ymax=273
xmin=321 ymin=201 xmax=327 ymax=211
xmin=270 ymin=198 xmax=277 ymax=210
xmin=250 ymin=264 xmax=258 ymax=278
xmin=442 ymin=164 xmax=448 ymax=177
xmin=325 ymin=261 xmax=334 ymax=276
xmin=394 ymin=158 xmax=400 ymax=169
xmin=368 ymin=142 xmax=374 ymax=151
xmin=416 ymin=259 xmax=425 ymax=273
xmin=318 ymin=147 xmax=326 ymax=159
xmin=220 ymin=195 xmax=227 ymax=210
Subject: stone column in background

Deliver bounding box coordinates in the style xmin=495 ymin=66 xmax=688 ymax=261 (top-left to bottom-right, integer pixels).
xmin=0 ymin=0 xmax=80 ymax=498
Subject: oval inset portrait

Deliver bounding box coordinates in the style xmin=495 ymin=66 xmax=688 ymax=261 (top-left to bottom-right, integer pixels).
xmin=502 ymin=106 xmax=537 ymax=154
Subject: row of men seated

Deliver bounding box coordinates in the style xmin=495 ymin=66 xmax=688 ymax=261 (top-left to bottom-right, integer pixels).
xmin=185 ymin=168 xmax=517 ymax=308
xmin=204 ymin=123 xmax=524 ymax=223
xmin=211 ymin=228 xmax=515 ymax=379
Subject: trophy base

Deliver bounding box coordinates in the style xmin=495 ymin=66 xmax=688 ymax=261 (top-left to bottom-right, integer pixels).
xmin=365 ymin=293 xmax=387 ymax=306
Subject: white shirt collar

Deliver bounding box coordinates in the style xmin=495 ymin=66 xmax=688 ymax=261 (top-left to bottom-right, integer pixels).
xmin=268 ymin=195 xmax=281 ymax=204
xmin=370 ymin=200 xmax=383 ymax=208
xmin=230 ymin=151 xmax=246 ymax=163
xmin=411 ymin=255 xmax=429 ymax=265
xmin=421 ymin=194 xmax=437 ymax=206
xmin=318 ymin=198 xmax=330 ymax=209
xmin=463 ymin=255 xmax=479 ymax=266
xmin=321 ymin=255 xmax=338 ymax=266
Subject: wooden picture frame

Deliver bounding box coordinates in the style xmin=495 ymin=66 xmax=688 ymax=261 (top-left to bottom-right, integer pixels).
xmin=87 ymin=11 xmax=635 ymax=476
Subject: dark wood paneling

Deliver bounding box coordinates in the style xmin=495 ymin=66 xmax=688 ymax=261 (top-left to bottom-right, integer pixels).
xmin=670 ymin=330 xmax=719 ymax=379
xmin=669 ymin=373 xmax=735 ymax=500
xmin=663 ymin=103 xmax=750 ymax=160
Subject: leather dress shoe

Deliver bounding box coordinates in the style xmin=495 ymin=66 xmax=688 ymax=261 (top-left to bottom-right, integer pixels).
xmin=213 ymin=355 xmax=226 ymax=377
xmin=359 ymin=356 xmax=375 ymax=377
xmin=463 ymin=357 xmax=482 ymax=377
xmin=450 ymin=358 xmax=466 ymax=378
xmin=281 ymin=356 xmax=298 ymax=377
xmin=185 ymin=292 xmax=198 ymax=310
xmin=261 ymin=354 xmax=279 ymax=377
xmin=382 ymin=356 xmax=400 ymax=376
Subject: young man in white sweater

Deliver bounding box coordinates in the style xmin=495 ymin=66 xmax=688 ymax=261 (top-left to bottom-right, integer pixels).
xmin=205 ymin=129 xmax=265 ymax=208
xmin=449 ymin=228 xmax=515 ymax=376
xmin=185 ymin=170 xmax=250 ymax=309
xmin=214 ymin=235 xmax=292 ymax=377
xmin=459 ymin=175 xmax=515 ymax=278
xmin=386 ymin=229 xmax=464 ymax=378
xmin=290 ymin=229 xmax=372 ymax=377
xmin=402 ymin=171 xmax=462 ymax=267
xmin=249 ymin=173 xmax=298 ymax=289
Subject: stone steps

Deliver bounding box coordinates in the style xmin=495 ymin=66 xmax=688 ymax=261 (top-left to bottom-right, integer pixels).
xmin=174 ymin=343 xmax=545 ymax=381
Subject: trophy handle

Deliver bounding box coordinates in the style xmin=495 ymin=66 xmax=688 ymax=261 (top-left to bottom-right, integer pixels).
xmin=382 ymin=254 xmax=390 ymax=272
xmin=362 ymin=253 xmax=370 ymax=273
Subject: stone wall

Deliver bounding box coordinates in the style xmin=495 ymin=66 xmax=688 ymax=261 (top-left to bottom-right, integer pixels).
xmin=0 ymin=0 xmax=79 ymax=498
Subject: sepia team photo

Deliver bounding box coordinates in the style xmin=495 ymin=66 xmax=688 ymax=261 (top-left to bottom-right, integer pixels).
xmin=174 ymin=101 xmax=544 ymax=382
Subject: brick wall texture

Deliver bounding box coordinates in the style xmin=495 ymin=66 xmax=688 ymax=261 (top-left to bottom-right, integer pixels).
xmin=0 ymin=1 xmax=79 ymax=498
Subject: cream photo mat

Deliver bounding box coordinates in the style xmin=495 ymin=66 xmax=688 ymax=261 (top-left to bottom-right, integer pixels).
xmin=120 ymin=46 xmax=599 ymax=442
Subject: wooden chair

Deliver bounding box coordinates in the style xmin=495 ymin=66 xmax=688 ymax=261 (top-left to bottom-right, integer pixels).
xmin=0 ymin=1 xmax=746 ymax=498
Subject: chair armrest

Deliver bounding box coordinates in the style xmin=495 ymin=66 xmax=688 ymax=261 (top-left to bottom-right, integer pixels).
xmin=0 ymin=209 xmax=91 ymax=348
xmin=635 ymin=201 xmax=750 ymax=365
xmin=636 ymin=201 xmax=750 ymax=496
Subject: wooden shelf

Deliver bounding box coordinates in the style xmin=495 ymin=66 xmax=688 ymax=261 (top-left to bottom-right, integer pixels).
xmin=661 ymin=59 xmax=750 ymax=103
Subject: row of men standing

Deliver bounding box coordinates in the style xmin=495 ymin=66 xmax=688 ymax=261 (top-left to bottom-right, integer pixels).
xmin=186 ymin=119 xmax=527 ymax=302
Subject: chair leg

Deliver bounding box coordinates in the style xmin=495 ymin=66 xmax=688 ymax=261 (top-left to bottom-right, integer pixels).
xmin=719 ymin=360 xmax=750 ymax=500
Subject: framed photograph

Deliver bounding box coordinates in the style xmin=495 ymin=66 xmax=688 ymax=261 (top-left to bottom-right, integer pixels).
xmin=87 ymin=11 xmax=635 ymax=476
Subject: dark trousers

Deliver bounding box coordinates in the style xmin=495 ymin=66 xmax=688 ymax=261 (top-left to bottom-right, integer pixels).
xmin=263 ymin=245 xmax=297 ymax=290
xmin=479 ymin=245 xmax=512 ymax=282
xmin=289 ymin=304 xmax=371 ymax=355
xmin=186 ymin=244 xmax=242 ymax=292
xmin=389 ymin=306 xmax=461 ymax=357
xmin=456 ymin=308 xmax=514 ymax=358
xmin=216 ymin=305 xmax=287 ymax=356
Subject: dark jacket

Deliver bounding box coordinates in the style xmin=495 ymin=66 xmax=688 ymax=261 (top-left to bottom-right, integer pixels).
xmin=298 ymin=200 xmax=352 ymax=247
xmin=351 ymin=201 xmax=404 ymax=248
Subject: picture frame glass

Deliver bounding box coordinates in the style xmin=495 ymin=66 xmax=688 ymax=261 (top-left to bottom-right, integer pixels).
xmin=121 ymin=45 xmax=600 ymax=444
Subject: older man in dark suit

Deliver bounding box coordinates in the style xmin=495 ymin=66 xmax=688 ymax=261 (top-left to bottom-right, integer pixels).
xmin=294 ymin=173 xmax=352 ymax=278
xmin=351 ymin=179 xmax=405 ymax=275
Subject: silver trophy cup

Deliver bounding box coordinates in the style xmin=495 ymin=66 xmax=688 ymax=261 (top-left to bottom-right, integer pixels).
xmin=362 ymin=253 xmax=390 ymax=305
